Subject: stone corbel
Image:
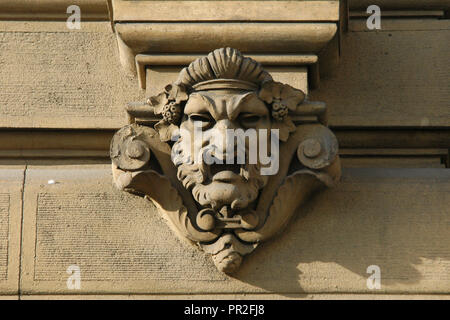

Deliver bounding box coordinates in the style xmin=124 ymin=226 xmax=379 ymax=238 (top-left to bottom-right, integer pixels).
xmin=109 ymin=1 xmax=345 ymax=274
xmin=110 ymin=0 xmax=345 ymax=90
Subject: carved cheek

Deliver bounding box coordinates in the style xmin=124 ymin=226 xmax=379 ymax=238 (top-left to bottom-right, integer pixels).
xmin=200 ymin=128 xmax=218 ymax=150
xmin=176 ymin=120 xmax=195 ymax=160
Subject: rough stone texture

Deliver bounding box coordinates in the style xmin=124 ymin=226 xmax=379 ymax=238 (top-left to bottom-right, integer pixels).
xmin=112 ymin=0 xmax=340 ymax=22
xmin=0 ymin=0 xmax=108 ymax=20
xmin=0 ymin=194 xmax=9 ymax=280
xmin=0 ymin=167 xmax=25 ymax=295
xmin=348 ymin=0 xmax=450 ymax=10
xmin=0 ymin=22 xmax=143 ymax=129
xmin=33 ymin=192 xmax=225 ymax=282
xmin=341 ymin=157 xmax=445 ymax=168
xmin=1 ymin=20 xmax=448 ymax=129
xmin=20 ymin=165 xmax=228 ymax=294
xmin=19 ymin=165 xmax=450 ymax=295
xmin=311 ymin=19 xmax=450 ymax=127
xmin=242 ymin=168 xmax=450 ymax=294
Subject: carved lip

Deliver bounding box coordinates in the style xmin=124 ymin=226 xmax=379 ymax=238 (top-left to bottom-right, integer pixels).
xmin=210 ymin=164 xmax=242 ymax=182
xmin=212 ymin=171 xmax=241 ymax=183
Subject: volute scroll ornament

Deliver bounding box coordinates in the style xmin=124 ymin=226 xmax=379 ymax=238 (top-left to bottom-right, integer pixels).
xmin=110 ymin=48 xmax=341 ymax=274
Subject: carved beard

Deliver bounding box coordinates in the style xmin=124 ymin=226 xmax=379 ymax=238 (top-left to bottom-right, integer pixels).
xmin=172 ymin=136 xmax=268 ymax=211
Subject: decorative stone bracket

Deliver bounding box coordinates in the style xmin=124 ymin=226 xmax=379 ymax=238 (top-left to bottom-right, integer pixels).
xmin=109 ymin=1 xmax=345 ymax=274
xmin=110 ymin=0 xmax=346 ymax=90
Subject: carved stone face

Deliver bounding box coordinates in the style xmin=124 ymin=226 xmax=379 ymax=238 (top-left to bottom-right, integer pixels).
xmin=111 ymin=48 xmax=341 ymax=274
xmin=172 ymin=89 xmax=270 ymax=212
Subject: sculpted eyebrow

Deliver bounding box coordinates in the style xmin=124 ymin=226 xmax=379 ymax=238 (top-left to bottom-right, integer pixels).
xmin=184 ymin=93 xmax=214 ymax=114
xmin=230 ymin=93 xmax=267 ymax=119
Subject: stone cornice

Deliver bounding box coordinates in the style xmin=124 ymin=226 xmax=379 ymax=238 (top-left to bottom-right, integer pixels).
xmin=135 ymin=54 xmax=319 ymax=90
xmin=110 ymin=0 xmax=344 ymax=90
xmin=0 ymin=1 xmax=447 ymax=21
xmin=0 ymin=0 xmax=109 ymax=21
xmin=348 ymin=0 xmax=450 ymax=11
xmin=111 ymin=0 xmax=340 ymax=22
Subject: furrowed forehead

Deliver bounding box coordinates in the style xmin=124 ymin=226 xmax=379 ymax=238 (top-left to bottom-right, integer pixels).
xmin=184 ymin=91 xmax=268 ymax=119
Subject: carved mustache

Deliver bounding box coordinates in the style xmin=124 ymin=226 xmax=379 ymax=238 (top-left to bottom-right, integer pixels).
xmin=178 ymin=148 xmax=259 ymax=184
xmin=173 ymin=138 xmax=257 ymax=183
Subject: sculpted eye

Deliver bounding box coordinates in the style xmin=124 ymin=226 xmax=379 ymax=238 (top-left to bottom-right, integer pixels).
xmin=189 ymin=113 xmax=211 ymax=122
xmin=189 ymin=113 xmax=213 ymax=128
xmin=239 ymin=113 xmax=262 ymax=127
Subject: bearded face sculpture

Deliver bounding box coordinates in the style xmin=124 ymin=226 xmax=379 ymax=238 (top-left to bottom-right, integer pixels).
xmin=111 ymin=48 xmax=341 ymax=274
xmin=173 ymin=89 xmax=271 ymax=212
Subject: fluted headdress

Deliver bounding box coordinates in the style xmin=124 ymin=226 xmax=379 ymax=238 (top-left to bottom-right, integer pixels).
xmin=175 ymin=48 xmax=272 ymax=91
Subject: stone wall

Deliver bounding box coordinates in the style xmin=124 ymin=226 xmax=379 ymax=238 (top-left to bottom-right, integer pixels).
xmin=0 ymin=1 xmax=449 ymax=299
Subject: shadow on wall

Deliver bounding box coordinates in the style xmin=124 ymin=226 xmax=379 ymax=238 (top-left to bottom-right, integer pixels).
xmin=233 ymin=169 xmax=450 ymax=296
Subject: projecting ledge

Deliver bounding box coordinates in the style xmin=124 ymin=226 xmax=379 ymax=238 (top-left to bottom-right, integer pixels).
xmin=110 ymin=0 xmax=344 ymax=89
xmin=13 ymin=166 xmax=450 ymax=295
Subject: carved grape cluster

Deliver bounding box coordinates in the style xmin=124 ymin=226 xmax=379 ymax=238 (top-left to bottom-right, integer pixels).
xmin=258 ymin=81 xmax=305 ymax=122
xmin=147 ymin=83 xmax=188 ymax=125
xmin=147 ymin=83 xmax=189 ymax=141
xmin=258 ymin=81 xmax=306 ymax=141
xmin=271 ymin=100 xmax=289 ymax=121
xmin=161 ymin=101 xmax=182 ymax=124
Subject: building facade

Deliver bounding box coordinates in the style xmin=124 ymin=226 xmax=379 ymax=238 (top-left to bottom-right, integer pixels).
xmin=0 ymin=0 xmax=449 ymax=299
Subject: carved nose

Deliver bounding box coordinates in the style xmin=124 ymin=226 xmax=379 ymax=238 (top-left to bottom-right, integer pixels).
xmin=208 ymin=120 xmax=238 ymax=161
xmin=215 ymin=119 xmax=237 ymax=131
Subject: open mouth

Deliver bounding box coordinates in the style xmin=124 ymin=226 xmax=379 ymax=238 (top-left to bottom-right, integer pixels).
xmin=209 ymin=164 xmax=242 ymax=182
